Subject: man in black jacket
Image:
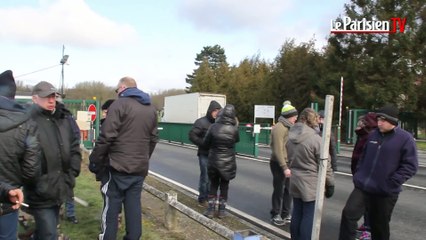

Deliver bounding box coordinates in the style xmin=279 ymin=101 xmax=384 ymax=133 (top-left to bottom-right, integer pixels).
xmin=189 ymin=100 xmax=222 ymax=206
xmin=25 ymin=81 xmax=81 ymax=240
xmin=90 ymin=76 xmax=158 ymax=240
xmin=0 ymin=70 xmax=41 ymax=239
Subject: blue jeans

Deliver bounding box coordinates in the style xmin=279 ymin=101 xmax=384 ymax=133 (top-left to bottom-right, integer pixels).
xmin=65 ymin=198 xmax=75 ymax=217
xmin=31 ymin=206 xmax=60 ymax=240
xmin=0 ymin=210 xmax=19 ymax=240
xmin=198 ymin=154 xmax=210 ymax=202
xmin=290 ymin=198 xmax=315 ymax=240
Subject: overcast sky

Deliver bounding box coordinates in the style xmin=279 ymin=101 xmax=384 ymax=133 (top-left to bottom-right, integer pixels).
xmin=0 ymin=0 xmax=348 ymax=93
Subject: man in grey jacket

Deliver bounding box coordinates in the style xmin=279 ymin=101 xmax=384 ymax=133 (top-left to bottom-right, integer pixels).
xmin=90 ymin=76 xmax=158 ymax=240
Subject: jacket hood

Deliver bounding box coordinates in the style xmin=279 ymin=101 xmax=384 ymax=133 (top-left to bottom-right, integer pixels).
xmin=216 ymin=104 xmax=236 ymax=125
xmin=206 ymin=100 xmax=222 ymax=122
xmin=119 ymin=87 xmax=151 ymax=105
xmin=288 ymin=122 xmax=317 ymax=144
xmin=0 ymin=96 xmax=31 ymax=132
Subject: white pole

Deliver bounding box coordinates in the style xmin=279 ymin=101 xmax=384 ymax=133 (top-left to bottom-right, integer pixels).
xmin=339 ymin=77 xmax=343 ymax=128
xmin=337 ymin=76 xmax=344 ymax=152
xmin=311 ymin=95 xmax=334 ymax=240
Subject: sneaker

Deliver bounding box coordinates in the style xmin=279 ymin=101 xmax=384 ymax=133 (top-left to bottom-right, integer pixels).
xmin=271 ymin=215 xmax=285 ymax=226
xmin=284 ymin=215 xmax=291 ymax=223
xmin=66 ymin=216 xmax=78 ymax=224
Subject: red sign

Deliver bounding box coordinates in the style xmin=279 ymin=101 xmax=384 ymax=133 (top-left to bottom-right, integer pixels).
xmin=88 ymin=104 xmax=97 ymax=122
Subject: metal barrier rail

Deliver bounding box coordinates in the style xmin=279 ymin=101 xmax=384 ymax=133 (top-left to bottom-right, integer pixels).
xmin=143 ymin=183 xmax=236 ymax=239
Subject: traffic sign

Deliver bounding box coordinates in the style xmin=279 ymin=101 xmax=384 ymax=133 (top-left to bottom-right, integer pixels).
xmin=88 ymin=104 xmax=97 ymax=122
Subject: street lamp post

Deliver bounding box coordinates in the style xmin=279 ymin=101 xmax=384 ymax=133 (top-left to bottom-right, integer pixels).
xmin=60 ymin=45 xmax=69 ymax=97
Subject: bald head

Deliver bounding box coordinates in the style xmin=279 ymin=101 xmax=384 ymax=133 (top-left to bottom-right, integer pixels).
xmin=116 ymin=76 xmax=137 ymax=94
xmin=119 ymin=77 xmax=137 ymax=88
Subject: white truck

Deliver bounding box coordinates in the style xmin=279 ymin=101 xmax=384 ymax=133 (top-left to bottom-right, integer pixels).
xmin=162 ymin=92 xmax=226 ymax=123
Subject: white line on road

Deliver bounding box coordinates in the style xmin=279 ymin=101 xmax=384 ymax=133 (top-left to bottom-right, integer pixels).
xmin=334 ymin=172 xmax=426 ymax=191
xmin=159 ymin=141 xmax=426 ymax=191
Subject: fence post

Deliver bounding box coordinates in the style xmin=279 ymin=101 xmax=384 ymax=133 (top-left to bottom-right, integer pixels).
xmin=165 ymin=190 xmax=178 ymax=231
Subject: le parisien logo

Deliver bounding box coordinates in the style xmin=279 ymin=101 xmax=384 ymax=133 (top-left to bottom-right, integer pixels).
xmin=330 ymin=16 xmax=406 ymax=34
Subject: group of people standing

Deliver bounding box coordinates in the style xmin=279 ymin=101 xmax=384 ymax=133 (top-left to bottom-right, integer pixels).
xmin=268 ymin=100 xmax=418 ymax=240
xmin=0 ymin=67 xmax=419 ymax=240
xmin=0 ymin=71 xmax=158 ymax=240
xmin=0 ymin=70 xmax=81 ymax=240
xmin=190 ymin=98 xmax=418 ymax=240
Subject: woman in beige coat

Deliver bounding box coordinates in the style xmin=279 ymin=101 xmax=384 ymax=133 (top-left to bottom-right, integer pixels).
xmin=286 ymin=108 xmax=335 ymax=240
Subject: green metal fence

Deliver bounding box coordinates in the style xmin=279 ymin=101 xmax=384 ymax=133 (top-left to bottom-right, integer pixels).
xmin=158 ymin=122 xmax=258 ymax=157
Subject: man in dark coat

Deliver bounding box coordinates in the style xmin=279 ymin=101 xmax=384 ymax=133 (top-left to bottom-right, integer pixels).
xmin=189 ymin=100 xmax=222 ymax=206
xmin=25 ymin=81 xmax=81 ymax=240
xmin=90 ymin=77 xmax=158 ymax=240
xmin=339 ymin=104 xmax=418 ymax=240
xmin=0 ymin=70 xmax=41 ymax=239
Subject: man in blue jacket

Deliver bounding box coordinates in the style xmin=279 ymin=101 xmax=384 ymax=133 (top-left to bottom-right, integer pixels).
xmin=339 ymin=104 xmax=418 ymax=240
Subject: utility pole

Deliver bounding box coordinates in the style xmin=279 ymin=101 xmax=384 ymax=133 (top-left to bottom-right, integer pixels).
xmin=60 ymin=45 xmax=69 ymax=97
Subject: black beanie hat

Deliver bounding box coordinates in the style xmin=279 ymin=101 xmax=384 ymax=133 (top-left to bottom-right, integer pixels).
xmin=0 ymin=70 xmax=16 ymax=99
xmin=101 ymin=99 xmax=115 ymax=110
xmin=376 ymin=104 xmax=399 ymax=126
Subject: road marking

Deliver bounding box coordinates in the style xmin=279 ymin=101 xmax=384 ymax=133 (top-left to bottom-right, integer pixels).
xmin=334 ymin=171 xmax=426 ymax=191
xmin=159 ymin=141 xmax=426 ymax=191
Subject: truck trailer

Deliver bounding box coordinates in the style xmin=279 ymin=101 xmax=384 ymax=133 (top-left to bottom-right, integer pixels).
xmin=162 ymin=92 xmax=226 ymax=124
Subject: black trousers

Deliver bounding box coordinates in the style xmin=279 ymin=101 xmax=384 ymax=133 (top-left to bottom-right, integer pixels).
xmin=208 ymin=167 xmax=230 ymax=200
xmin=366 ymin=192 xmax=398 ymax=240
xmin=339 ymin=188 xmax=398 ymax=240
xmin=270 ymin=160 xmax=292 ymax=218
xmin=339 ymin=188 xmax=366 ymax=240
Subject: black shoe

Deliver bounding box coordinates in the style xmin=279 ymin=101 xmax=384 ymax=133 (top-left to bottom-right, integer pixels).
xmin=67 ymin=216 xmax=79 ymax=224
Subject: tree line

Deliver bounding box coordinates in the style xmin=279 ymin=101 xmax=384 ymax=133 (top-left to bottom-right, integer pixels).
xmin=16 ymin=0 xmax=425 ymax=126
xmin=186 ymin=0 xmax=425 ymax=123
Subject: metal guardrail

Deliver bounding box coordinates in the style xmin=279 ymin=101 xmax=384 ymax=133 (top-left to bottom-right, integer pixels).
xmin=143 ymin=183 xmax=260 ymax=240
xmin=158 ymin=122 xmax=258 ymax=157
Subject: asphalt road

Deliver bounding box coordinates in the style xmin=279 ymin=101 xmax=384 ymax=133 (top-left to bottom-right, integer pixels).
xmin=149 ymin=142 xmax=426 ymax=240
